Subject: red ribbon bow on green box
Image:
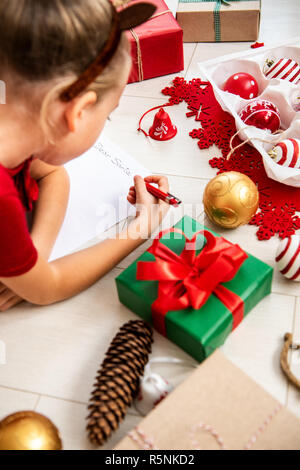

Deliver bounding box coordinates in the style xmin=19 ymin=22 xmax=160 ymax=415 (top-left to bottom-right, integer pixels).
xmin=137 ymin=228 xmax=248 ymax=336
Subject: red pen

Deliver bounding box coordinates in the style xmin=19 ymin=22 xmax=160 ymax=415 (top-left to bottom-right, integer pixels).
xmin=145 ymin=182 xmax=182 ymax=207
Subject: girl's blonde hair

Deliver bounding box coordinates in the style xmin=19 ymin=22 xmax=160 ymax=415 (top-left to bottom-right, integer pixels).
xmin=0 ymin=0 xmax=130 ymax=136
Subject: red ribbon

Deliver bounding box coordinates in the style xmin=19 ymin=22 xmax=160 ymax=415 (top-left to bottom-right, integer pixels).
xmin=137 ymin=228 xmax=248 ymax=337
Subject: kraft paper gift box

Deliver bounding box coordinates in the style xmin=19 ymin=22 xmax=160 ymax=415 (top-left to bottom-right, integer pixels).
xmin=115 ymin=216 xmax=273 ymax=362
xmin=176 ymin=0 xmax=261 ymax=42
xmin=126 ymin=0 xmax=184 ymax=83
xmin=115 ymin=350 xmax=300 ymax=450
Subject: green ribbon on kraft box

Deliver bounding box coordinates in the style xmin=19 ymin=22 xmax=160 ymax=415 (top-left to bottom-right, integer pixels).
xmin=115 ymin=216 xmax=273 ymax=362
xmin=179 ymin=0 xmax=247 ymax=42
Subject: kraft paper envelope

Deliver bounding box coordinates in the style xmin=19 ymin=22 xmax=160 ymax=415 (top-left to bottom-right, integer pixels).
xmin=115 ymin=350 xmax=300 ymax=450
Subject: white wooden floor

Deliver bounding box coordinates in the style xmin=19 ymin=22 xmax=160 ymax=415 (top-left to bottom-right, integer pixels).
xmin=1 ymin=0 xmax=300 ymax=450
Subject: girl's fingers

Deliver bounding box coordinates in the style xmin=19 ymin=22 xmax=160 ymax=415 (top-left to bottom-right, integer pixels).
xmin=0 ymin=296 xmax=22 ymax=312
xmin=0 ymin=290 xmax=13 ymax=303
xmin=144 ymin=175 xmax=169 ymax=193
xmin=127 ymin=195 xmax=136 ymax=205
xmin=0 ymin=284 xmax=7 ymax=295
xmin=134 ymin=175 xmax=148 ymax=199
xmin=0 ymin=291 xmax=18 ymax=311
xmin=128 ymin=186 xmax=136 ymax=203
xmin=0 ymin=283 xmax=23 ymax=312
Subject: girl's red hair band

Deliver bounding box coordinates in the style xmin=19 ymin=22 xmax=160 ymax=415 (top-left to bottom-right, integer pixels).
xmin=60 ymin=1 xmax=156 ymax=102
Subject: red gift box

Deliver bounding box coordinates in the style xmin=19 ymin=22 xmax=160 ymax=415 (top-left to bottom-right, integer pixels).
xmin=126 ymin=0 xmax=184 ymax=83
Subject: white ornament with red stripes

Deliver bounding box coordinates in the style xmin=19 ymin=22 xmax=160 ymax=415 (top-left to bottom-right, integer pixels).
xmin=264 ymin=58 xmax=300 ymax=84
xmin=268 ymin=138 xmax=300 ymax=168
xmin=276 ymin=235 xmax=300 ymax=281
xmin=135 ymin=372 xmax=173 ymax=416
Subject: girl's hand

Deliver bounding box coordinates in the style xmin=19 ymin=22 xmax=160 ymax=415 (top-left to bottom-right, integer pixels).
xmin=127 ymin=175 xmax=170 ymax=238
xmin=0 ymin=283 xmax=23 ymax=312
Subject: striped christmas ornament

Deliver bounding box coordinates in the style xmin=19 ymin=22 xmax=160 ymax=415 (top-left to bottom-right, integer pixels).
xmin=268 ymin=138 xmax=300 ymax=168
xmin=276 ymin=235 xmax=300 ymax=281
xmin=264 ymin=58 xmax=300 ymax=84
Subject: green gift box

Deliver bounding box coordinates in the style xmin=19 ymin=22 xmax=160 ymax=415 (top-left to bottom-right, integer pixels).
xmin=116 ymin=216 xmax=273 ymax=362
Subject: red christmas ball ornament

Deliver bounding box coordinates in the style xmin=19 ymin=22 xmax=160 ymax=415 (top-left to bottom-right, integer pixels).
xmin=264 ymin=58 xmax=300 ymax=84
xmin=223 ymin=73 xmax=259 ymax=99
xmin=239 ymin=99 xmax=281 ymax=133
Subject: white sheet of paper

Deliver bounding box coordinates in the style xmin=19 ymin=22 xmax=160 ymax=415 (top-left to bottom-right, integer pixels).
xmin=165 ymin=0 xmax=179 ymax=17
xmin=49 ymin=135 xmax=149 ymax=261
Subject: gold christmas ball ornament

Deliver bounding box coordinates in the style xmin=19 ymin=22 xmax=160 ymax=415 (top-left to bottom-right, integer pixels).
xmin=203 ymin=171 xmax=259 ymax=229
xmin=0 ymin=411 xmax=62 ymax=451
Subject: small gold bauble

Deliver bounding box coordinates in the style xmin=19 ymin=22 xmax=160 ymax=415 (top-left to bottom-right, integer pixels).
xmin=203 ymin=171 xmax=259 ymax=229
xmin=0 ymin=411 xmax=62 ymax=451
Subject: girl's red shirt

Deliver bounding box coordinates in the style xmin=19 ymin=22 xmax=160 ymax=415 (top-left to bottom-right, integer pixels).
xmin=0 ymin=158 xmax=39 ymax=277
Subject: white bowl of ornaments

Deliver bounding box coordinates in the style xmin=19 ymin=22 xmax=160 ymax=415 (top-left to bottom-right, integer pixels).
xmin=198 ymin=40 xmax=300 ymax=187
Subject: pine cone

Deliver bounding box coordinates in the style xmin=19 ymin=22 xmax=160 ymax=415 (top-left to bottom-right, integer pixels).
xmin=87 ymin=320 xmax=153 ymax=446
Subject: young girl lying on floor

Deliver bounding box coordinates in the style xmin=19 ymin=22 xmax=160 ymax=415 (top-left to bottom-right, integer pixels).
xmin=0 ymin=0 xmax=169 ymax=311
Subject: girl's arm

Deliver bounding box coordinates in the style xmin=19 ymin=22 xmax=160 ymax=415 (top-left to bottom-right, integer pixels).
xmin=0 ymin=175 xmax=169 ymax=306
xmin=30 ymin=159 xmax=70 ymax=260
xmin=0 ymin=159 xmax=70 ymax=311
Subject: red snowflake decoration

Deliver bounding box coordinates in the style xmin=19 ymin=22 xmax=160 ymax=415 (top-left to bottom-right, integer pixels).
xmin=249 ymin=202 xmax=300 ymax=240
xmin=161 ymin=77 xmax=300 ymax=241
